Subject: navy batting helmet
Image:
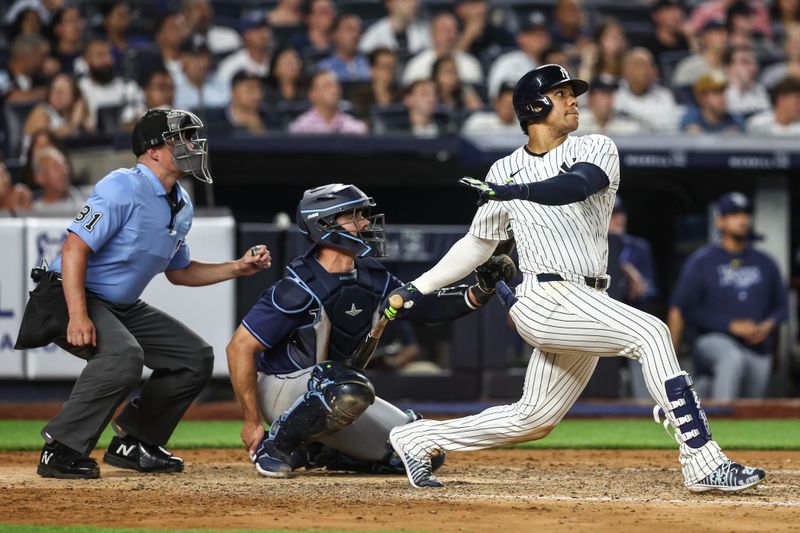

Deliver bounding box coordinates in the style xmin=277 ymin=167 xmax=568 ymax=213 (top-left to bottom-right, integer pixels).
xmin=512 ymin=64 xmax=589 ymax=133
xmin=296 ymin=184 xmax=386 ymax=258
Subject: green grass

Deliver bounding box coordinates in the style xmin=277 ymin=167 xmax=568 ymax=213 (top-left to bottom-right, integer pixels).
xmin=513 ymin=419 xmax=800 ymax=450
xmin=0 ymin=527 xmax=415 ymax=533
xmin=1 ymin=419 xmax=798 ymax=452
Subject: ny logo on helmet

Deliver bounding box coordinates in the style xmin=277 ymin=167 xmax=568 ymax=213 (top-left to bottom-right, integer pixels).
xmin=559 ymin=66 xmax=569 ymax=80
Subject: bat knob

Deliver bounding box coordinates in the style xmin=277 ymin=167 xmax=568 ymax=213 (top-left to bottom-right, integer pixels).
xmin=388 ymin=294 xmax=404 ymax=309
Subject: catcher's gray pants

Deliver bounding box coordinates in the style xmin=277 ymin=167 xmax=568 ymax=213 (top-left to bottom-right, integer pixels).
xmin=257 ymin=368 xmax=408 ymax=461
xmin=693 ymin=333 xmax=772 ymax=401
xmin=42 ymin=297 xmax=214 ymax=455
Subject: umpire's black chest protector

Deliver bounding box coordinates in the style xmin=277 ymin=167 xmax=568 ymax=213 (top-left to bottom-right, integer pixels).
xmin=288 ymin=255 xmax=390 ymax=363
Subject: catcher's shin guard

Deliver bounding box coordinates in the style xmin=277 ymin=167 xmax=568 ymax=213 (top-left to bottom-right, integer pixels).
xmin=654 ymin=372 xmax=712 ymax=449
xmin=269 ymin=362 xmax=375 ymax=452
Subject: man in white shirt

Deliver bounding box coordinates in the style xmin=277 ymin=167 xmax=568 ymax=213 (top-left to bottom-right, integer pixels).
xmin=30 ymin=148 xmax=86 ymax=213
xmin=154 ymin=11 xmax=190 ymax=83
xmin=217 ymin=16 xmax=273 ymax=88
xmin=487 ymin=12 xmax=550 ymax=100
xmin=78 ymin=38 xmax=144 ymax=131
xmin=614 ymin=47 xmax=680 ymax=132
xmin=761 ymin=23 xmax=800 ymax=89
xmin=672 ymin=19 xmax=728 ymax=88
xmin=181 ymin=0 xmax=241 ymax=55
xmin=747 ymin=76 xmax=800 ymax=135
xmin=724 ymin=45 xmax=769 ymax=117
xmin=462 ymin=82 xmax=519 ymax=134
xmin=359 ymin=0 xmax=430 ymax=55
xmin=576 ymin=75 xmax=642 ymax=135
xmin=402 ymin=13 xmax=483 ymax=86
xmin=173 ymin=41 xmax=230 ymax=110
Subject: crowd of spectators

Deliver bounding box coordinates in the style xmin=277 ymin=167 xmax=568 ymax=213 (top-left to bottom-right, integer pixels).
xmin=2 ymin=0 xmax=800 ymax=208
xmin=3 ymin=1 xmax=800 ymax=147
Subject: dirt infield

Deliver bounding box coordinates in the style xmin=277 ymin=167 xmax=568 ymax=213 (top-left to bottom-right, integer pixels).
xmin=2 ymin=449 xmax=798 ymax=533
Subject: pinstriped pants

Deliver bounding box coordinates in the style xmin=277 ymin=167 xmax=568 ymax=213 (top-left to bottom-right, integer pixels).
xmin=391 ymin=278 xmax=728 ymax=484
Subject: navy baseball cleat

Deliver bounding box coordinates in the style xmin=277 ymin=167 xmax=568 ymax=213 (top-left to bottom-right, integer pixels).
xmin=37 ymin=441 xmax=100 ymax=479
xmin=253 ymin=438 xmax=294 ymax=478
xmin=389 ymin=429 xmax=443 ymax=488
xmin=103 ymin=436 xmax=183 ymax=473
xmin=687 ymin=460 xmax=766 ymax=492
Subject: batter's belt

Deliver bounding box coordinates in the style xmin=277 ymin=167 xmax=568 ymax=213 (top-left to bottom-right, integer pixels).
xmin=535 ymin=272 xmax=610 ymax=291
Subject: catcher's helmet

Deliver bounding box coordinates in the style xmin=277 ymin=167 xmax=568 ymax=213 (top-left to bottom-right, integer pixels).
xmin=296 ymin=183 xmax=386 ymax=258
xmin=512 ymin=64 xmax=589 ymax=133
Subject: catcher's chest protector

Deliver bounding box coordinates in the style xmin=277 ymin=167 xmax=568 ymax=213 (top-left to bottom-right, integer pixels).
xmin=288 ymin=256 xmax=389 ymax=363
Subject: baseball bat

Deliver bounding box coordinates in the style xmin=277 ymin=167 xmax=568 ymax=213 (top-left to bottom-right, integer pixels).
xmin=348 ymin=294 xmax=404 ymax=369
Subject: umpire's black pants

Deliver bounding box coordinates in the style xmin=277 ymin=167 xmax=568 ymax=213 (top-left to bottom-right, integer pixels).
xmin=42 ymin=296 xmax=214 ymax=455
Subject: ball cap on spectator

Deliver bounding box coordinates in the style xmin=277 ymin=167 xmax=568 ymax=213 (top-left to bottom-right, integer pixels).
xmin=700 ymin=18 xmax=726 ymax=33
xmin=693 ymin=70 xmax=727 ymax=95
xmin=520 ymin=11 xmax=548 ymax=33
xmin=652 ymin=0 xmax=685 ymax=12
xmin=613 ymin=196 xmax=626 ymax=213
xmin=239 ymin=14 xmax=269 ymax=33
xmin=591 ymin=74 xmax=619 ymax=92
xmin=178 ymin=38 xmax=210 ymax=55
xmin=717 ymin=192 xmax=752 ymax=215
xmin=231 ymin=70 xmax=264 ymax=87
xmin=498 ymin=81 xmax=516 ymax=94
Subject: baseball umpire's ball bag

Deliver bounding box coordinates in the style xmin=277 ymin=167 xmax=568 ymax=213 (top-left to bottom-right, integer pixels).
xmin=14 ymin=272 xmax=74 ymax=352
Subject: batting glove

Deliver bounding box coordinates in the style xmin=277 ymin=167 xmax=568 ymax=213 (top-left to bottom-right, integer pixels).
xmin=383 ymin=283 xmax=422 ymax=320
xmin=458 ymin=177 xmax=530 ymax=206
xmin=472 ymin=254 xmax=517 ymax=305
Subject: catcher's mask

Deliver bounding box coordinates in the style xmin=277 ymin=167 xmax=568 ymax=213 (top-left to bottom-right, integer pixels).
xmin=296 ymin=183 xmax=386 ymax=258
xmin=132 ymin=108 xmax=213 ymax=183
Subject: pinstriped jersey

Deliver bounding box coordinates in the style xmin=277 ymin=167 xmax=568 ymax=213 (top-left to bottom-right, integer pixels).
xmin=469 ymin=134 xmax=620 ymax=278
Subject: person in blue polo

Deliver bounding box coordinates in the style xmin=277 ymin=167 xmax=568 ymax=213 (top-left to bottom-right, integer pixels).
xmin=35 ymin=109 xmax=271 ymax=479
xmin=669 ymin=192 xmax=788 ymax=400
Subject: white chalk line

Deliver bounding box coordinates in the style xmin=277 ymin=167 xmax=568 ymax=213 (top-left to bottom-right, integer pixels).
xmin=415 ymin=490 xmax=800 ymax=507
xmin=621 ymin=467 xmax=800 ymax=475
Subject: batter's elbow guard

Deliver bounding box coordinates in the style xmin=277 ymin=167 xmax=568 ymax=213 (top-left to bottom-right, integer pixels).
xmin=495 ymin=281 xmax=518 ymax=310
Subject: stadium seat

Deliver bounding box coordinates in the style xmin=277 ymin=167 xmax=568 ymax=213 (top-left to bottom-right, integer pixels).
xmin=337 ymin=0 xmax=387 ymax=21
xmin=126 ymin=44 xmax=164 ymax=86
xmin=2 ymin=100 xmax=40 ymax=159
xmin=672 ymin=85 xmax=695 ymax=106
xmin=423 ymin=0 xmax=456 ymax=17
xmin=275 ymin=100 xmax=311 ymax=127
xmin=340 ymin=80 xmax=371 ymax=103
xmin=97 ymin=104 xmax=124 ymax=134
xmin=660 ymin=49 xmax=691 ymax=86
xmin=371 ymin=103 xmax=457 ymax=134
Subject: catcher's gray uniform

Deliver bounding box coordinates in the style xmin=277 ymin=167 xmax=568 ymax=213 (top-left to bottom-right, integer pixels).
xmin=258 ymin=371 xmax=408 ymax=461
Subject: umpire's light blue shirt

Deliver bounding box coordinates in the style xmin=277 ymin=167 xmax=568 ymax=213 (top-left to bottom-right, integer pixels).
xmin=51 ymin=163 xmax=193 ymax=305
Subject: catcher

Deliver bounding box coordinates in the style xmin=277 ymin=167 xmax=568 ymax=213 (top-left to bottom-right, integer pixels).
xmin=226 ymin=183 xmax=515 ymax=477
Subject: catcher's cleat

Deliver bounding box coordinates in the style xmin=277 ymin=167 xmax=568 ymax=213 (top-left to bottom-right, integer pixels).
xmin=103 ymin=436 xmax=183 ymax=473
xmin=389 ymin=429 xmax=443 ymax=488
xmin=687 ymin=460 xmax=766 ymax=493
xmin=37 ymin=441 xmax=100 ymax=479
xmin=253 ymin=438 xmax=295 ymax=478
xmin=307 ymin=444 xmax=446 ymax=475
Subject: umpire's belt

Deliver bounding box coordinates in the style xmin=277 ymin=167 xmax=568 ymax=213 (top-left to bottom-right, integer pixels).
xmin=536 ymin=273 xmax=609 ymax=291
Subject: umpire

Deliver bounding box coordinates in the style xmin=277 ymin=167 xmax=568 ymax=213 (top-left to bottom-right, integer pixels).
xmin=18 ymin=109 xmax=271 ymax=479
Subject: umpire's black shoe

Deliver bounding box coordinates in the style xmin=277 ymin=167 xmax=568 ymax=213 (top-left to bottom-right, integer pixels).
xmin=103 ymin=436 xmax=184 ymax=473
xmin=37 ymin=441 xmax=100 ymax=479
